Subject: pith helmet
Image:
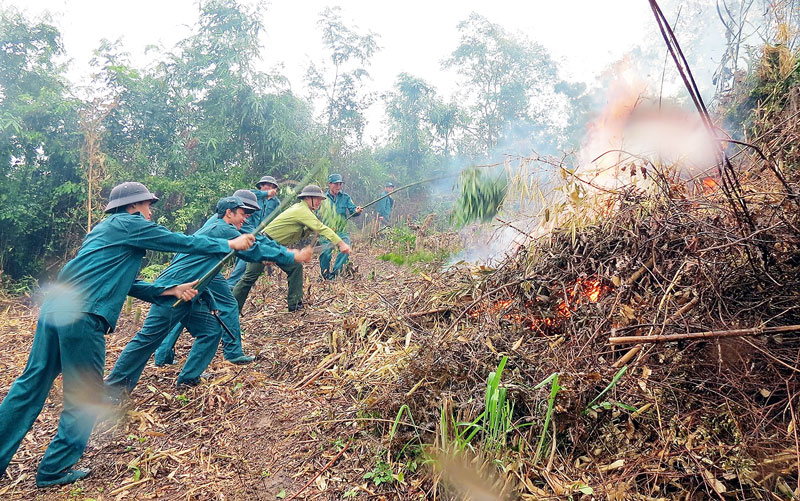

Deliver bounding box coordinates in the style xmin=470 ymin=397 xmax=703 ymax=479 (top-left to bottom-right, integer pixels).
xmin=327 ymin=173 xmax=343 ymax=184
xmin=104 ymin=182 xmax=159 ymax=213
xmin=233 ymin=189 xmax=260 ymax=211
xmin=297 ymin=184 xmax=325 ymax=199
xmin=216 ymin=196 xmax=249 ymax=216
xmin=385 ymin=181 xmax=395 ymax=188
xmin=256 ymin=175 xmax=279 ymax=188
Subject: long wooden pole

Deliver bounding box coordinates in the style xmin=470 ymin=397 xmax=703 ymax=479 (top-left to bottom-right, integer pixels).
xmin=345 ymin=175 xmax=454 ymax=221
xmin=608 ymin=324 xmax=800 ymax=345
xmin=345 ymin=162 xmax=506 ymax=221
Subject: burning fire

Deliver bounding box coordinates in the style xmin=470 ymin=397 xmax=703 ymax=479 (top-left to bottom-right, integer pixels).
xmin=468 ymin=277 xmax=611 ymax=334
xmin=701 ymin=177 xmax=719 ymax=194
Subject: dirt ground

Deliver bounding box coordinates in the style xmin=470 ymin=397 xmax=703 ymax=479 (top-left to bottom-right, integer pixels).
xmin=0 ymin=245 xmax=432 ymax=500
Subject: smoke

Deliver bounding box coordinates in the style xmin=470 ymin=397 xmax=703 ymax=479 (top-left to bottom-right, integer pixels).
xmin=441 ymin=0 xmax=763 ymax=265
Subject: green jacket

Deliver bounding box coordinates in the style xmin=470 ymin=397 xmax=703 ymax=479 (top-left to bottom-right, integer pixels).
xmin=375 ymin=190 xmax=394 ymax=220
xmin=41 ymin=212 xmax=232 ymax=331
xmin=264 ymin=202 xmax=342 ymax=246
xmin=325 ymin=190 xmax=359 ymax=218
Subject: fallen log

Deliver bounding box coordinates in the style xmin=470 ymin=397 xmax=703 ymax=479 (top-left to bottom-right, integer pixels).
xmin=609 ymin=324 xmax=800 ymax=345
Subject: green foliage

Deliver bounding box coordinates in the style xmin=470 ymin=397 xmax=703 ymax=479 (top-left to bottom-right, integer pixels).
xmin=363 ymin=460 xmax=394 ymax=486
xmin=583 ymin=365 xmax=630 ymax=415
xmin=383 ymin=73 xmax=436 ymax=180
xmin=306 ymin=6 xmax=380 ymax=153
xmin=483 ymin=356 xmax=513 ymax=451
xmin=451 ymin=168 xmax=508 ymax=227
xmin=445 ymin=13 xmax=562 ymax=153
xmin=0 ymin=8 xmax=84 ymax=280
xmin=139 ymin=263 xmax=168 ymax=281
xmin=317 ymin=198 xmax=347 ymax=233
xmin=1 ymin=275 xmax=38 ymax=296
xmin=378 ymin=249 xmax=447 ymax=267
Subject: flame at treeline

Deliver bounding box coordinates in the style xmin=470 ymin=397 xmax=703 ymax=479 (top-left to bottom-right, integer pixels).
xmin=469 ymin=277 xmax=611 ymax=334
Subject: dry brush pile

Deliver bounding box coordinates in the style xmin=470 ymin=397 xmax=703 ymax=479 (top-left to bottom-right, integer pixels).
xmin=333 ymin=129 xmax=800 ymax=497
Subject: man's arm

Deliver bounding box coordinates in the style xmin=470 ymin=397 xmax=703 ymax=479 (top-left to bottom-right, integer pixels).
xmin=129 ymin=280 xmax=200 ymax=303
xmin=299 ymin=208 xmax=343 ymax=244
xmin=126 ymin=217 xmax=254 ymax=254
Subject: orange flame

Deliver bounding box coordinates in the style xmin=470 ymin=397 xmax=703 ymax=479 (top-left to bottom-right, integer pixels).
xmin=701 ymin=177 xmax=718 ymax=194
xmin=467 ymin=277 xmax=612 ymax=334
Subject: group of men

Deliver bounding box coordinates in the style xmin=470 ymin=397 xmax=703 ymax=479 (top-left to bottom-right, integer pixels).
xmin=0 ymin=172 xmax=395 ymax=488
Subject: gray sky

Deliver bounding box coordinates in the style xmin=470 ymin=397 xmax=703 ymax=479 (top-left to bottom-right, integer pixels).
xmin=5 ymin=0 xmax=722 ymax=140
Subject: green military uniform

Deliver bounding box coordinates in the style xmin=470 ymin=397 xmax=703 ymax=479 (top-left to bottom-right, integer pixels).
xmin=319 ymin=177 xmax=359 ymax=279
xmin=375 ymin=186 xmax=394 ymax=225
xmin=226 ymin=188 xmax=280 ymax=288
xmin=107 ymin=199 xmax=295 ymax=391
xmin=0 ymin=190 xmax=235 ymax=486
xmin=155 ymin=213 xmax=289 ymax=366
xmin=232 ymin=200 xmax=341 ymax=311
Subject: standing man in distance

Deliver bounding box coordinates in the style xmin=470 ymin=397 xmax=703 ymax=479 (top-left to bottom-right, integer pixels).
xmin=375 ymin=181 xmax=395 ymax=227
xmin=319 ymin=174 xmax=361 ymax=280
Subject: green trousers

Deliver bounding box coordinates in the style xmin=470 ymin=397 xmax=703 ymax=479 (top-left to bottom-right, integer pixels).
xmin=105 ymin=299 xmax=222 ymax=391
xmin=155 ymin=277 xmax=245 ymax=365
xmin=231 ymin=260 xmax=302 ymax=311
xmin=0 ymin=312 xmax=106 ymax=481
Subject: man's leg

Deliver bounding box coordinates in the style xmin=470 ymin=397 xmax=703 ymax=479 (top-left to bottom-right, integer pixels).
xmin=331 ymin=232 xmax=351 ymax=277
xmin=176 ymin=306 xmax=223 ymax=385
xmin=215 ymin=292 xmax=247 ymax=360
xmin=0 ymin=313 xmax=62 ymax=477
xmin=319 ymin=237 xmax=333 ymax=279
xmin=278 ymin=260 xmax=304 ymax=310
xmin=225 ymin=258 xmax=247 ymax=289
xmin=154 ymin=324 xmax=182 ymax=366
xmin=232 ymin=261 xmax=266 ymax=312
xmin=106 ymin=304 xmax=187 ymax=395
xmin=36 ymin=314 xmax=107 ymax=484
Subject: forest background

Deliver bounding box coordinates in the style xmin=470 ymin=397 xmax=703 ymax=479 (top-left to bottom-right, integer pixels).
xmin=0 ymin=0 xmax=785 ymax=286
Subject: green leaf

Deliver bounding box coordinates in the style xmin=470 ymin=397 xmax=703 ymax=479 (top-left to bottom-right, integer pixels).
xmin=276 ymin=488 xmax=286 ymax=499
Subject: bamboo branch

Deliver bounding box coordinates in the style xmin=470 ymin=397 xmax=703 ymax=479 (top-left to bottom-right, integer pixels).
xmin=609 ymin=324 xmax=800 ymax=345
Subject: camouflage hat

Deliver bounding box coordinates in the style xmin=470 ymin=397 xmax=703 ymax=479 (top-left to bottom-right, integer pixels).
xmin=256 ymin=175 xmax=279 ymax=188
xmin=104 ymin=182 xmax=159 ymax=213
xmin=327 ymin=173 xmax=343 ymax=184
xmin=233 ymin=189 xmax=260 ymax=211
xmin=297 ymin=184 xmax=325 ymax=199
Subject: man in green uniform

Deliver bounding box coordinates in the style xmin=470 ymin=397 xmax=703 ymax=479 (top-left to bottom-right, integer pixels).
xmin=0 ymin=182 xmax=254 ymax=487
xmin=232 ymin=184 xmax=349 ymax=312
xmin=106 ymin=196 xmax=310 ymax=394
xmin=375 ymin=182 xmax=395 ymax=226
xmin=154 ymin=190 xmax=291 ymax=366
xmin=319 ymin=174 xmax=362 ymax=280
xmin=226 ymin=176 xmax=280 ymax=287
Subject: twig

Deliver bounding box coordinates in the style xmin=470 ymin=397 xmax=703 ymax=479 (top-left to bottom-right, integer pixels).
xmin=286 ymin=441 xmax=350 ymax=501
xmin=293 ymin=353 xmax=343 ymax=390
xmin=406 ymin=307 xmax=451 ymax=319
xmin=609 ymin=324 xmax=800 ymax=345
